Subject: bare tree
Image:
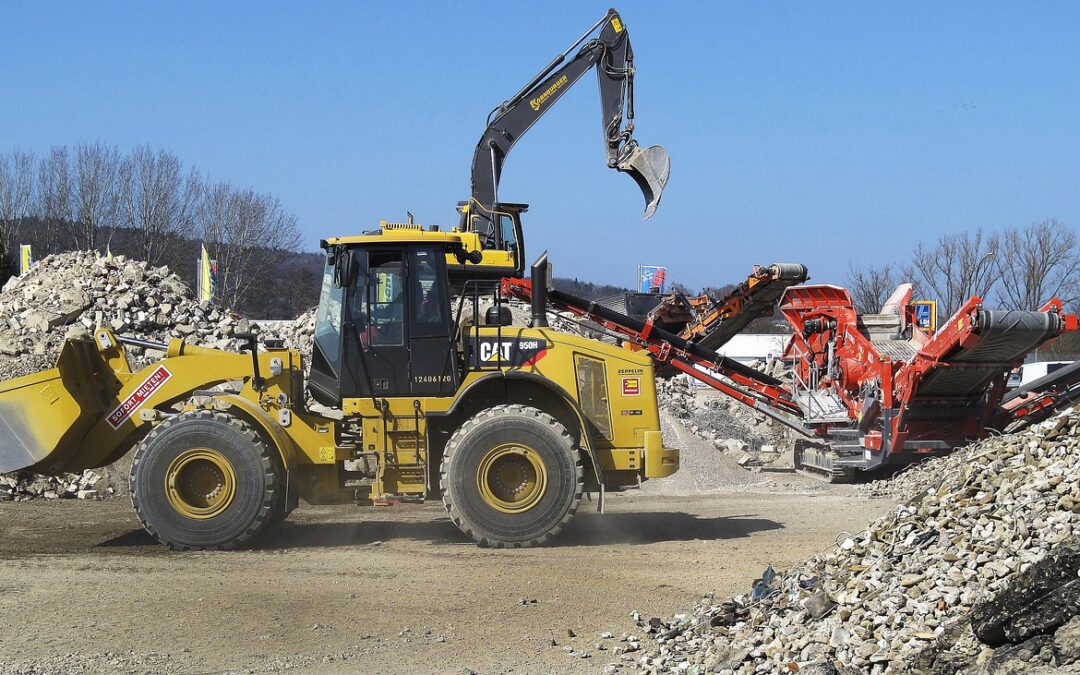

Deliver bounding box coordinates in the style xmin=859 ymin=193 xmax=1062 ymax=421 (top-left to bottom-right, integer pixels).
xmin=120 ymin=146 xmax=201 ymax=266
xmin=0 ymin=150 xmax=36 ymax=261
xmin=71 ymin=142 xmax=122 ymax=251
xmin=37 ymin=146 xmax=75 ymax=256
xmin=199 ymin=183 xmax=300 ymax=309
xmin=909 ymin=228 xmax=1000 ymax=319
xmin=994 ymin=219 xmax=1080 ymax=310
xmin=846 ymin=262 xmax=899 ymax=313
xmin=701 ymin=283 xmax=737 ymax=299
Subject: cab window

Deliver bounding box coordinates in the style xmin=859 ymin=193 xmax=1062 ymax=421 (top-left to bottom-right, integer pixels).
xmin=314 ymin=259 xmax=343 ymax=366
xmin=364 ymin=250 xmax=404 ymax=347
xmin=412 ymin=248 xmax=446 ymax=336
xmin=498 ymin=213 xmax=517 ymax=252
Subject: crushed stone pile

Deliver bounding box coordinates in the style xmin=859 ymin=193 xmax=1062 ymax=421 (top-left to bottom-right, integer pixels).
xmin=856 ymin=454 xmax=970 ymax=502
xmin=657 ymin=374 xmax=792 ymax=466
xmin=0 ymin=252 xmax=318 ymax=501
xmin=279 ymin=306 xmax=317 ymax=364
xmin=0 ymin=251 xmax=265 ymax=380
xmin=619 ymin=405 xmax=1080 ymax=674
xmin=1 ymin=468 xmax=112 ymax=501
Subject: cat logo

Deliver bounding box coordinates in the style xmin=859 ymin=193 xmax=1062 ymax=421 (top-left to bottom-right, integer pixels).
xmin=470 ymin=337 xmax=548 ymax=367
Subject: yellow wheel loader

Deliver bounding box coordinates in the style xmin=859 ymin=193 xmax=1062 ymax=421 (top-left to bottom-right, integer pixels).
xmin=0 ymin=227 xmax=678 ymax=549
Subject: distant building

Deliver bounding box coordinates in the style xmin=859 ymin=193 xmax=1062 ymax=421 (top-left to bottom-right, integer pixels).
xmin=715 ymin=334 xmax=790 ymax=365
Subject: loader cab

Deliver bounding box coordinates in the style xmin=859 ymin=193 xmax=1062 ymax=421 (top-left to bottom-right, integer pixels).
xmin=308 ymin=238 xmax=458 ymax=406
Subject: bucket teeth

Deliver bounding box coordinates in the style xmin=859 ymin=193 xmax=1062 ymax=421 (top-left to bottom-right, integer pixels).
xmin=617 ymin=144 xmax=671 ymax=219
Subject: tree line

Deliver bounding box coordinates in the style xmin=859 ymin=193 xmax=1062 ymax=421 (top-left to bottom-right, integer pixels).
xmin=847 ymin=219 xmax=1080 ymax=358
xmin=846 ymin=219 xmax=1080 ymax=317
xmin=0 ymin=144 xmax=320 ymax=318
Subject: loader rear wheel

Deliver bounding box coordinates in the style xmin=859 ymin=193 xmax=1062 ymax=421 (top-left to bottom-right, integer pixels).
xmin=130 ymin=410 xmax=281 ymax=550
xmin=441 ymin=404 xmax=583 ymax=548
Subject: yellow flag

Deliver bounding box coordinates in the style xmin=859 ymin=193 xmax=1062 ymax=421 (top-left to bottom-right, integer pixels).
xmin=199 ymin=244 xmax=217 ymax=303
xmin=19 ymin=245 xmax=31 ymax=275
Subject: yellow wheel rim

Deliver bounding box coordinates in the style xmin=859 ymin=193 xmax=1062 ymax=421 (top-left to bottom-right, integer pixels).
xmin=476 ymin=443 xmax=547 ymax=514
xmin=165 ymin=448 xmax=237 ymax=519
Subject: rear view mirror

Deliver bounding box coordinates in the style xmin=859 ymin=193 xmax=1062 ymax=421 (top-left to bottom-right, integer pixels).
xmin=334 ymin=248 xmax=356 ymax=288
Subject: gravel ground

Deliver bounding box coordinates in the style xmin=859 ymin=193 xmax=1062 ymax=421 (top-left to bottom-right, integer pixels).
xmin=0 ymin=455 xmax=890 ymax=675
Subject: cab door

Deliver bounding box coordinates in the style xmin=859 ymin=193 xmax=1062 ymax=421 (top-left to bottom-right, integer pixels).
xmin=407 ymin=246 xmax=457 ymax=396
xmin=340 ymin=245 xmax=457 ymax=400
xmin=343 ymin=247 xmax=409 ymax=398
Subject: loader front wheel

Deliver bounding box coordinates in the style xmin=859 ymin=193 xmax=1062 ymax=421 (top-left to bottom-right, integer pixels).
xmin=130 ymin=410 xmax=281 ymax=550
xmin=441 ymin=404 xmax=583 ymax=548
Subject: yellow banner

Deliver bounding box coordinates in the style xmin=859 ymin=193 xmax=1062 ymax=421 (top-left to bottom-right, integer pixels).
xmin=199 ymin=245 xmax=216 ymax=303
xmin=19 ymin=245 xmax=31 ymax=275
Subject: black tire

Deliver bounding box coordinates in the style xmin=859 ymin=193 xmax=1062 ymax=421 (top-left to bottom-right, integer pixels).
xmin=130 ymin=410 xmax=281 ymax=551
xmin=440 ymin=404 xmax=583 ymax=548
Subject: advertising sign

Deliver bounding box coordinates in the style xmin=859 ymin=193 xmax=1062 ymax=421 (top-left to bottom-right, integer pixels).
xmin=913 ymin=300 xmax=937 ymax=334
xmin=637 ymin=265 xmax=667 ymax=293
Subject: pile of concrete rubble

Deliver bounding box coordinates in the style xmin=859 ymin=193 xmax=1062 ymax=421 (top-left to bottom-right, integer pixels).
xmin=0 ymin=251 xmax=312 ymax=501
xmin=625 ymin=405 xmax=1080 ymax=674
xmin=657 ymin=373 xmax=792 ymax=467
xmin=0 ymin=251 xmax=265 ymax=381
xmin=1 ymin=469 xmax=111 ymax=501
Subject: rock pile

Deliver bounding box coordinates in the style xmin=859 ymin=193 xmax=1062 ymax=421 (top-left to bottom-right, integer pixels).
xmin=626 ymin=405 xmax=1080 ymax=673
xmin=657 ymin=374 xmax=792 ymax=465
xmin=0 ymin=251 xmax=262 ymax=381
xmin=281 ymin=306 xmax=317 ymax=359
xmin=0 ymin=469 xmax=111 ymax=501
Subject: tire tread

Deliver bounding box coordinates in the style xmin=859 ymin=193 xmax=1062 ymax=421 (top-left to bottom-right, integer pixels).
xmin=129 ymin=409 xmax=280 ymax=551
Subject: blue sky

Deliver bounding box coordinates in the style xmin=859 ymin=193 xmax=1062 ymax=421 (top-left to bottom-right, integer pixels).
xmin=2 ymin=1 xmax=1078 ymax=290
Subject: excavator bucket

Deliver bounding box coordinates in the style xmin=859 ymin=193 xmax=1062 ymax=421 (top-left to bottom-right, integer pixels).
xmin=0 ymin=339 xmax=112 ymax=474
xmin=617 ymin=144 xmax=671 ymax=219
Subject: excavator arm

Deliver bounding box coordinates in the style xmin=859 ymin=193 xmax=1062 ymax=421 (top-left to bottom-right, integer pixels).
xmin=461 ymin=8 xmax=670 ymax=266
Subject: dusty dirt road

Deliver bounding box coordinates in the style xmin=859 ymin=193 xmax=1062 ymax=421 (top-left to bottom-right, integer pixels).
xmin=0 ymin=489 xmax=891 ymax=674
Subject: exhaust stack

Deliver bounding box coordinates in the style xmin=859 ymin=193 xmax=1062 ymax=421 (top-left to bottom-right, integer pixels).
xmin=530 ymin=252 xmax=550 ymax=328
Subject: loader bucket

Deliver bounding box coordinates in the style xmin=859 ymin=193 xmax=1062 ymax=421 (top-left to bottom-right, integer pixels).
xmin=617 ymin=144 xmax=671 ymax=219
xmin=0 ymin=340 xmax=112 ymax=474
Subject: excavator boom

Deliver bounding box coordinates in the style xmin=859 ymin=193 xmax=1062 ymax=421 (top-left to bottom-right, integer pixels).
xmin=471 ymin=8 xmax=669 ymax=215
xmin=463 ymin=8 xmax=670 ymax=263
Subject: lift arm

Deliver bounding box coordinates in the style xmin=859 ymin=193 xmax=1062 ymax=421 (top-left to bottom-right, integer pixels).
xmin=466 ymin=8 xmax=670 ymax=235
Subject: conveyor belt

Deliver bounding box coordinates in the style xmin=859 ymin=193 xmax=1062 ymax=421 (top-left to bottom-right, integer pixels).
xmin=916 ymin=310 xmax=1061 ymax=398
xmin=548 ymin=287 xmax=785 ymax=387
xmin=696 ymin=263 xmax=808 ymax=351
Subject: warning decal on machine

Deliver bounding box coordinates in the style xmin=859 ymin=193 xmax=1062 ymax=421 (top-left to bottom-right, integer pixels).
xmin=107 ymin=365 xmax=172 ymax=429
xmin=622 ymin=377 xmax=640 ymax=396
